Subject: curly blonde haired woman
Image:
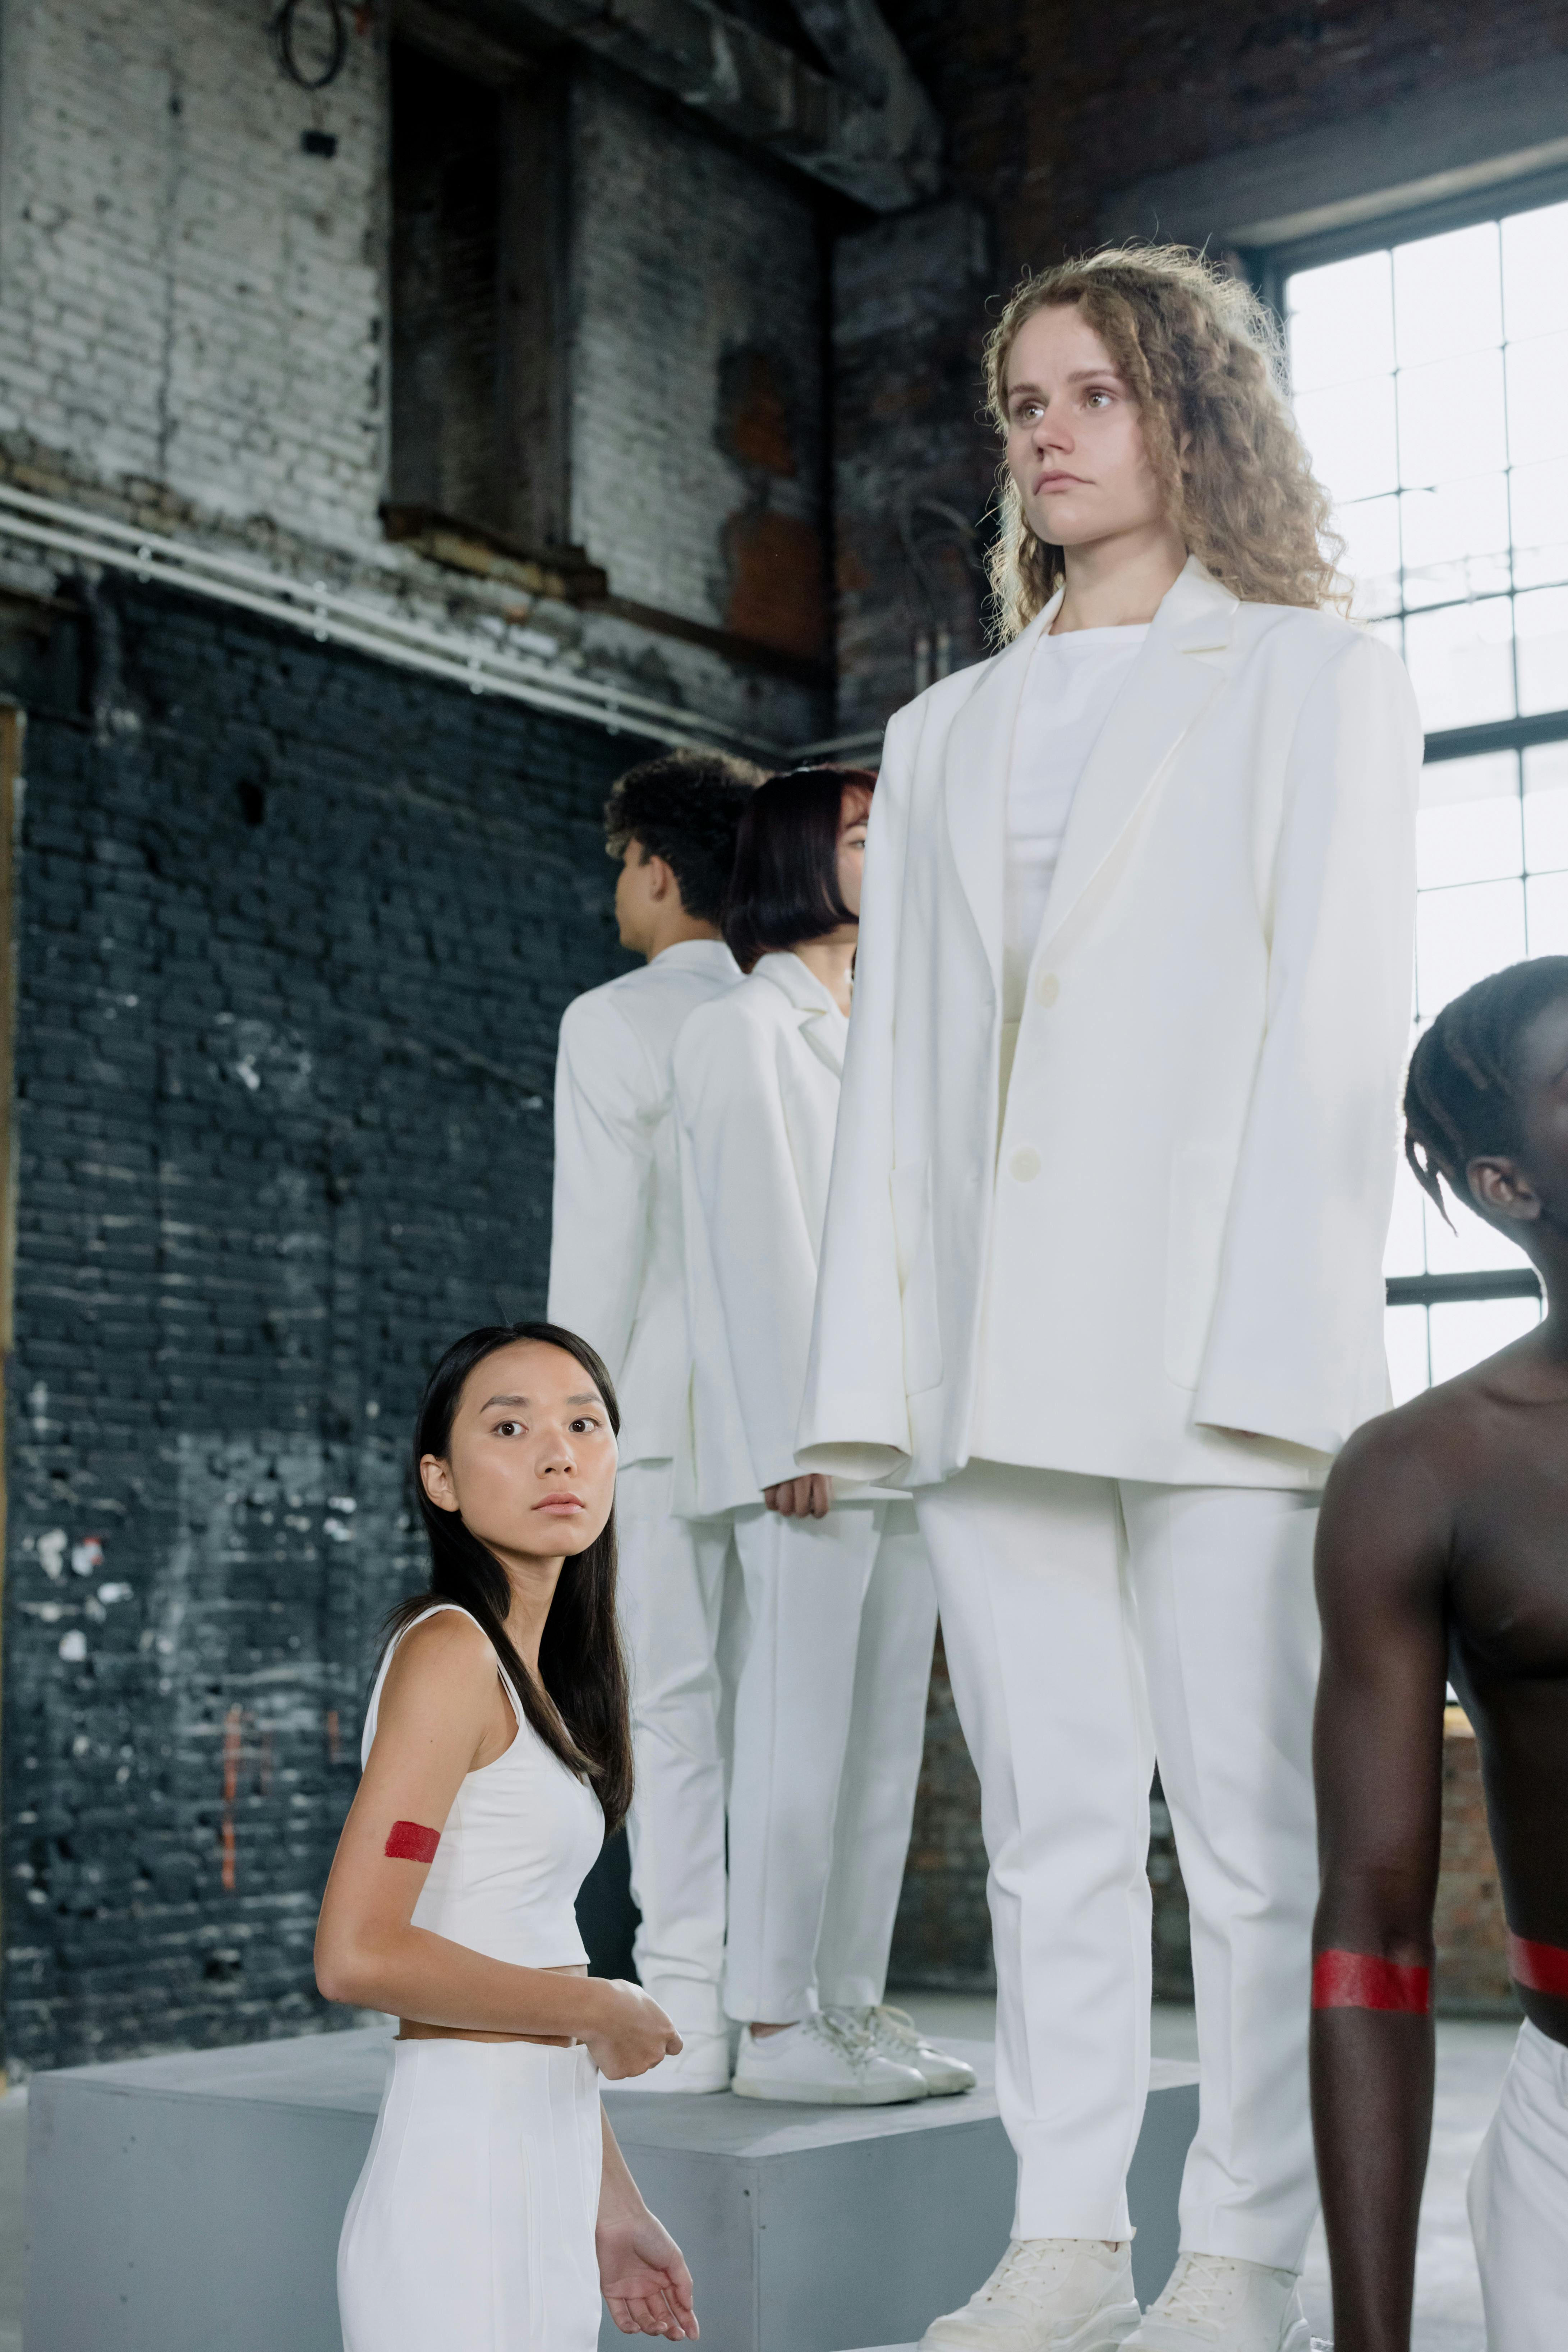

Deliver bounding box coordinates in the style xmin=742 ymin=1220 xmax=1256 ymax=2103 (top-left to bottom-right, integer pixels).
xmin=798 ymin=247 xmax=1422 ymax=2352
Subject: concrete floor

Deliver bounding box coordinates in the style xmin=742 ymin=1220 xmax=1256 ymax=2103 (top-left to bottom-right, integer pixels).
xmin=3 ymin=2005 xmax=1513 ymax=2349
xmin=902 ymin=1994 xmax=1514 ymax=2352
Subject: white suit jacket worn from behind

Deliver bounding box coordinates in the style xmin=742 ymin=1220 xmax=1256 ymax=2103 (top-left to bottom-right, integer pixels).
xmin=795 ymin=558 xmax=1422 ymax=1496
xmin=674 ymin=952 xmax=857 ymax=1520
xmin=548 ymin=940 xmax=741 ymax=1465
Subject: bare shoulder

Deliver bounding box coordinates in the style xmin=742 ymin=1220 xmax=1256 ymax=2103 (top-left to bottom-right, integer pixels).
xmin=379 ymin=1608 xmax=498 ymax=1719
xmin=1318 ymin=1384 xmax=1477 ymax=1575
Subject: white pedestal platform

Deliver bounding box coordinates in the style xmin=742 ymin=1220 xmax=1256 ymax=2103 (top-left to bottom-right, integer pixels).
xmin=25 ymin=2028 xmax=1198 ymax=2352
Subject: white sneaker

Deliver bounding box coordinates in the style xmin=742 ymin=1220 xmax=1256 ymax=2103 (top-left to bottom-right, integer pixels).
xmin=731 ymin=2011 xmax=928 ymax=2105
xmin=920 ymin=2237 xmax=1139 ymax=2350
xmin=1123 ymin=2255 xmax=1310 ymax=2350
xmin=610 ymin=2026 xmax=732 ymax=2094
xmin=829 ymin=2004 xmax=978 ymax=2096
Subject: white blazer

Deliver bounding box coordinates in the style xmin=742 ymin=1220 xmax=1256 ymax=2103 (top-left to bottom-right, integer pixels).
xmin=673 ymin=952 xmax=851 ymax=1518
xmin=797 ymin=559 xmax=1422 ymax=1494
xmin=547 ymin=940 xmax=741 ymax=1464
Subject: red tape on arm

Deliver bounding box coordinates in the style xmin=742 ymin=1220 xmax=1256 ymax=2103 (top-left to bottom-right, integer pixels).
xmin=1509 ymin=1933 xmax=1568 ymax=1998
xmin=1312 ymin=1950 xmax=1431 ymax=2013
xmin=385 ymin=1819 xmax=441 ymax=1864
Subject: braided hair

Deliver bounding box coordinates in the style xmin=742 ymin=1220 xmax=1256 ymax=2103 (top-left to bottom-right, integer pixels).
xmin=1404 ymin=957 xmax=1568 ymax=1223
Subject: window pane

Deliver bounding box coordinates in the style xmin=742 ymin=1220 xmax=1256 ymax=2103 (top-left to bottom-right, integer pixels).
xmin=1385 ymin=1304 xmax=1430 ymax=1406
xmin=1295 ymin=377 xmax=1399 ymax=506
xmin=1394 ymin=222 xmax=1502 ymax=366
xmin=1338 ymin=493 xmax=1402 ymax=618
xmin=1384 ymin=1152 xmax=1428 ymax=1278
xmin=1415 ymin=873 xmax=1525 ymax=1014
xmin=1417 ymin=750 xmax=1520 ymax=887
xmin=1510 ymin=457 xmax=1568 ymax=592
xmin=1397 ymin=351 xmax=1507 ymax=489
xmin=1403 ymin=595 xmax=1516 ymax=730
xmin=1399 ymin=475 xmax=1511 ymax=608
xmin=1502 ymin=200 xmax=1568 ymax=341
xmin=1428 ymin=1293 xmax=1540 ymax=1386
xmin=1526 ymin=867 xmax=1568 ymax=954
xmin=1288 ymin=249 xmax=1395 ymax=391
xmin=1505 ymin=331 xmax=1568 ymax=467
xmin=1524 ymin=740 xmax=1568 ymax=871
xmin=1515 ymin=584 xmax=1568 ymax=715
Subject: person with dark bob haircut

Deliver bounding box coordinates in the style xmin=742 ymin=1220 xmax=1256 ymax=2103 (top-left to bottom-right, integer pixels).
xmin=722 ymin=764 xmax=876 ymax=973
xmin=672 ymin=766 xmax=971 ymax=2107
xmin=318 ymin=1321 xmax=699 ymax=2348
xmin=1311 ymin=955 xmax=1568 ymax=2351
xmin=549 ymin=745 xmax=759 ymax=2093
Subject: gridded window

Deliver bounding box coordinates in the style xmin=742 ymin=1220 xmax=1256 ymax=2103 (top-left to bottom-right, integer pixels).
xmin=1284 ymin=197 xmax=1568 ymax=1399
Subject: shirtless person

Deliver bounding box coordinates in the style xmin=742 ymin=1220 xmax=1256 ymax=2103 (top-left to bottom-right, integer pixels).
xmin=1311 ymin=953 xmax=1568 ymax=2352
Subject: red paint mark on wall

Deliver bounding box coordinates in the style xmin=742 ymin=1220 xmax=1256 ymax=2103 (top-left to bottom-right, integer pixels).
xmin=221 ymin=1705 xmax=243 ymax=1893
xmin=325 ymin=1708 xmax=341 ymax=1766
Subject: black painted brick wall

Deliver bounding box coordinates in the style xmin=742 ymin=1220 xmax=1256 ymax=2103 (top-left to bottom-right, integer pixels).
xmin=3 ymin=580 xmax=648 ymax=2075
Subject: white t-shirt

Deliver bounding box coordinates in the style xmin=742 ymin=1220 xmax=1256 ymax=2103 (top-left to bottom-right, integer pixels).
xmin=1004 ymin=623 xmax=1149 ymax=1018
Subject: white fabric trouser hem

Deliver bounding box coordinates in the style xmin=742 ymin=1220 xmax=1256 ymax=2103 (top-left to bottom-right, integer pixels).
xmin=912 ymin=1462 xmax=1320 ymax=2266
xmin=725 ymin=1497 xmax=936 ymax=2023
xmin=1468 ymin=2017 xmax=1568 ymax=2349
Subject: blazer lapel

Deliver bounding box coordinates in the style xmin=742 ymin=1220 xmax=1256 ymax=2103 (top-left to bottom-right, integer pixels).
xmin=942 ymin=598 xmax=1059 ymax=998
xmin=753 ymin=953 xmax=847 ymax=1077
xmin=1038 ymin=559 xmax=1238 ymax=958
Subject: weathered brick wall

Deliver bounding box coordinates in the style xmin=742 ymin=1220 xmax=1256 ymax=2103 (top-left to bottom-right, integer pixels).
xmin=1435 ymin=1710 xmax=1514 ymax=2015
xmin=0 ymin=0 xmax=829 ymax=745
xmin=3 ymin=578 xmax=645 ymax=2075
xmin=571 ymin=68 xmax=831 ymax=663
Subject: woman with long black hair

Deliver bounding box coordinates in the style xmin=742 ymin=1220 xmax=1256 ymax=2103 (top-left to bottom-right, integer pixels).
xmin=317 ymin=1321 xmax=698 ymax=2348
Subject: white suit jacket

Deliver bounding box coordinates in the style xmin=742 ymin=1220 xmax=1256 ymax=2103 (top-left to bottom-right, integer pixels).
xmin=547 ymin=940 xmax=741 ymax=1464
xmin=673 ymin=952 xmax=851 ymax=1518
xmin=796 ymin=559 xmax=1421 ymax=1494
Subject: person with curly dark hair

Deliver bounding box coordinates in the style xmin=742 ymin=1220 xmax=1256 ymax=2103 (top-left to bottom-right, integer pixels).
xmin=797 ymin=247 xmax=1422 ymax=2350
xmin=1312 ymin=955 xmax=1568 ymax=2352
xmin=548 ymin=746 xmax=759 ymax=2093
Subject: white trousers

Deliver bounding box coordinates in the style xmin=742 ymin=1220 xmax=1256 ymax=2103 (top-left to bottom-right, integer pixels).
xmin=725 ymin=1498 xmax=937 ymax=2022
xmin=1468 ymin=2019 xmax=1568 ymax=2349
xmin=338 ymin=2038 xmax=602 ymax=2351
xmin=913 ymin=1462 xmax=1320 ymax=2265
xmin=616 ymin=1460 xmax=735 ymax=2037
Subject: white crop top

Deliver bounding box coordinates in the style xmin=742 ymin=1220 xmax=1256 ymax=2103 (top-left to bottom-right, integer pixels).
xmin=362 ymin=1603 xmax=604 ymax=1970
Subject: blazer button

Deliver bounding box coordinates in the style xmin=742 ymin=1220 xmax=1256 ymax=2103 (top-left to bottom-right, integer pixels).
xmin=1009 ymin=1146 xmax=1041 ymax=1182
xmin=1035 ymin=971 xmax=1060 ymax=1008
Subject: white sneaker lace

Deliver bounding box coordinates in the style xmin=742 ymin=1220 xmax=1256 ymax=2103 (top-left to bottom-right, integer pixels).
xmin=801 ymin=2009 xmax=877 ymax=2073
xmin=826 ymin=2003 xmax=925 ymax=2056
xmin=1153 ymin=2254 xmax=1245 ymax=2325
xmin=978 ymin=2239 xmax=1086 ymax=2305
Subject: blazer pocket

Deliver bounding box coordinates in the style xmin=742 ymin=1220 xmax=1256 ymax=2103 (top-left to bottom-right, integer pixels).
xmin=890 ymin=1158 xmax=944 ymax=1396
xmin=1164 ymin=1143 xmax=1234 ymax=1391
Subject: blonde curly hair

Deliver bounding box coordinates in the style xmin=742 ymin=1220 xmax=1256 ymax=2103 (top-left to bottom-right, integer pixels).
xmin=984 ymin=245 xmax=1346 ymax=640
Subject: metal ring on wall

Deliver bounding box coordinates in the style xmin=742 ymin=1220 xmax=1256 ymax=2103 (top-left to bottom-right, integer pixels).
xmin=270 ymin=0 xmax=348 ymax=92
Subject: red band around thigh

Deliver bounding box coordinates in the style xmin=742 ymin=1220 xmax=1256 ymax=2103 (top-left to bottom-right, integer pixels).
xmin=1509 ymin=1933 xmax=1568 ymax=1998
xmin=1312 ymin=1950 xmax=1431 ymax=2013
xmin=385 ymin=1819 xmax=441 ymax=1863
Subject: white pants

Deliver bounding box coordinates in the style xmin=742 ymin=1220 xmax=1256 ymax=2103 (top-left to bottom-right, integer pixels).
xmin=913 ymin=1462 xmax=1320 ymax=2265
xmin=339 ymin=2038 xmax=602 ymax=2351
xmin=616 ymin=1460 xmax=735 ymax=2038
xmin=1468 ymin=2019 xmax=1568 ymax=2349
xmin=725 ymin=1497 xmax=937 ymax=2022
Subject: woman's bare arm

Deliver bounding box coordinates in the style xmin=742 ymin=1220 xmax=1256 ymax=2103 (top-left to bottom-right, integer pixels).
xmin=597 ymin=2109 xmax=699 ymax=2339
xmin=315 ymin=1615 xmax=676 ymax=2073
xmin=1310 ymin=1416 xmax=1452 ymax=2352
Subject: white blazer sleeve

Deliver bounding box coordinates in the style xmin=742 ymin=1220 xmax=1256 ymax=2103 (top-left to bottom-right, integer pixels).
xmin=546 ymin=990 xmax=655 ymax=1385
xmin=1194 ymin=631 xmax=1421 ymax=1456
xmin=674 ymin=1007 xmax=818 ymax=1498
xmin=796 ymin=710 xmax=918 ymax=1481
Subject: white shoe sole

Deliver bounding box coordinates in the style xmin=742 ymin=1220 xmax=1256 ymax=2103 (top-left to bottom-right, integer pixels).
xmin=611 ymin=2064 xmax=732 ymax=2094
xmin=731 ymin=2073 xmax=928 ymax=2106
xmin=916 ymin=2066 xmax=978 ymax=2096
xmin=921 ymin=2294 xmax=1140 ymax=2351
